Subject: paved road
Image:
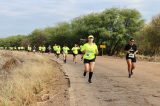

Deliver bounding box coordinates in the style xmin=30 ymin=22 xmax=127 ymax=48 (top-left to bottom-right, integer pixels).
xmin=51 ymin=54 xmax=160 ymax=106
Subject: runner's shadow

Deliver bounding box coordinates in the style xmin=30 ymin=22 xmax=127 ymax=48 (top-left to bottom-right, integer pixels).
xmin=71 ymin=81 xmax=91 ymax=84
xmin=105 ymin=75 xmax=128 ymax=78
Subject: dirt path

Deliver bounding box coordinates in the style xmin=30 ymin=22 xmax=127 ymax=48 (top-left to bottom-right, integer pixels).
xmin=51 ymin=54 xmax=160 ymax=106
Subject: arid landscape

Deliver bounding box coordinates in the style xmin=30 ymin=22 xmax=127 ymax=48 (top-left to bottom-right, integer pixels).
xmin=0 ymin=51 xmax=69 ymax=106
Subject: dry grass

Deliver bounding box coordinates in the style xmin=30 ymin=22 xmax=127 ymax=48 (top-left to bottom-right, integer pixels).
xmin=136 ymin=54 xmax=160 ymax=62
xmin=0 ymin=51 xmax=60 ymax=106
xmin=116 ymin=52 xmax=160 ymax=62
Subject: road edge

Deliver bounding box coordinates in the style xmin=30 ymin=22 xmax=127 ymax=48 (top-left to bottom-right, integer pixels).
xmin=50 ymin=58 xmax=76 ymax=106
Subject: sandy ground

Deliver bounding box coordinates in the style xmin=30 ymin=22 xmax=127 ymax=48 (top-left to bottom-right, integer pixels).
xmin=51 ymin=54 xmax=160 ymax=106
xmin=37 ymin=59 xmax=70 ymax=106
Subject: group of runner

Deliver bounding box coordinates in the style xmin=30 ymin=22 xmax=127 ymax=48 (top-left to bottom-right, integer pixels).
xmin=54 ymin=35 xmax=99 ymax=83
xmin=51 ymin=35 xmax=99 ymax=83
xmin=79 ymin=36 xmax=138 ymax=82
xmin=0 ymin=35 xmax=138 ymax=83
xmin=52 ymin=44 xmax=80 ymax=64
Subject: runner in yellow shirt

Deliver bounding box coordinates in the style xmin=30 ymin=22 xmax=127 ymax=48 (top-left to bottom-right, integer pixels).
xmin=81 ymin=35 xmax=98 ymax=83
xmin=27 ymin=45 xmax=32 ymax=52
xmin=39 ymin=46 xmax=42 ymax=53
xmin=56 ymin=45 xmax=61 ymax=59
xmin=21 ymin=46 xmax=25 ymax=51
xmin=71 ymin=44 xmax=80 ymax=64
xmin=62 ymin=45 xmax=70 ymax=63
xmin=42 ymin=46 xmax=46 ymax=54
xmin=18 ymin=47 xmax=21 ymax=51
xmin=53 ymin=44 xmax=58 ymax=56
xmin=80 ymin=44 xmax=84 ymax=61
xmin=14 ymin=47 xmax=17 ymax=50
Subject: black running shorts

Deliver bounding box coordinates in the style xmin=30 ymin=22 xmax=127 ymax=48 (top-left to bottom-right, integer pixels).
xmin=126 ymin=55 xmax=136 ymax=62
xmin=83 ymin=58 xmax=96 ymax=64
xmin=73 ymin=53 xmax=77 ymax=57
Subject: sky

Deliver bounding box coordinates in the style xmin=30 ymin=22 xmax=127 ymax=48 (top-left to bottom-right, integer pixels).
xmin=0 ymin=0 xmax=160 ymax=38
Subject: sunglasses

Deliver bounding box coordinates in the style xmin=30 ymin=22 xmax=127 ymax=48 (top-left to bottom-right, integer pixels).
xmin=88 ymin=37 xmax=94 ymax=39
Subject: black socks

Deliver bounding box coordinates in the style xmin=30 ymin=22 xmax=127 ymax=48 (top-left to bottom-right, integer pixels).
xmin=88 ymin=72 xmax=93 ymax=83
xmin=64 ymin=59 xmax=66 ymax=63
xmin=83 ymin=71 xmax=93 ymax=83
xmin=83 ymin=71 xmax=87 ymax=77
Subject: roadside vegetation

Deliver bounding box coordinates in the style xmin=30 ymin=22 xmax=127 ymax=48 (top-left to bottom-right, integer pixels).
xmin=0 ymin=51 xmax=69 ymax=106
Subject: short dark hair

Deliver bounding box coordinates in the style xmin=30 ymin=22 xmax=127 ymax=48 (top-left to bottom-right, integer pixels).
xmin=130 ymin=38 xmax=134 ymax=41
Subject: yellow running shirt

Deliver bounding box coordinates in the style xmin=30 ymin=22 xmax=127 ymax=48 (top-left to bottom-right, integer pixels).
xmin=72 ymin=47 xmax=79 ymax=54
xmin=63 ymin=47 xmax=70 ymax=54
xmin=56 ymin=46 xmax=61 ymax=54
xmin=82 ymin=43 xmax=98 ymax=60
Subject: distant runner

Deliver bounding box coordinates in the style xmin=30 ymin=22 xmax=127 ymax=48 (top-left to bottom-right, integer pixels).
xmin=33 ymin=45 xmax=36 ymax=53
xmin=39 ymin=46 xmax=42 ymax=53
xmin=53 ymin=44 xmax=58 ymax=57
xmin=62 ymin=45 xmax=70 ymax=63
xmin=48 ymin=45 xmax=52 ymax=54
xmin=71 ymin=44 xmax=79 ymax=64
xmin=56 ymin=45 xmax=61 ymax=59
xmin=42 ymin=46 xmax=46 ymax=54
xmin=27 ymin=45 xmax=32 ymax=52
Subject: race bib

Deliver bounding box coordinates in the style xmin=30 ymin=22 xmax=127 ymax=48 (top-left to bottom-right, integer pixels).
xmin=128 ymin=54 xmax=135 ymax=58
xmin=86 ymin=53 xmax=91 ymax=57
